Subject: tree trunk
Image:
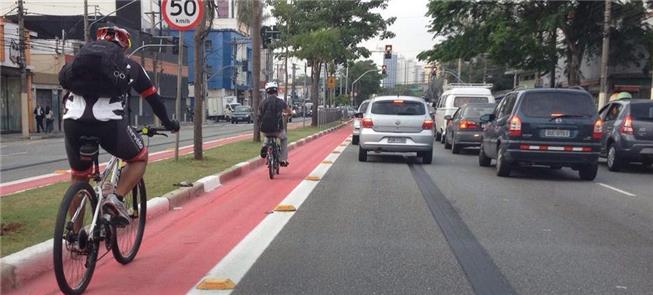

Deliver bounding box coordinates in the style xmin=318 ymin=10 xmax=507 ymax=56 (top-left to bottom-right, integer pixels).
xmin=549 ymin=29 xmax=557 ymax=88
xmin=251 ymin=0 xmax=262 ymax=142
xmin=311 ymin=61 xmax=321 ymax=127
xmin=193 ymin=2 xmax=208 ymax=160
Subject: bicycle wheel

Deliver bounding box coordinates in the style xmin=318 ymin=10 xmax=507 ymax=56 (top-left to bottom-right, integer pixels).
xmin=53 ymin=181 xmax=99 ymax=295
xmin=112 ymin=179 xmax=147 ymax=264
xmin=275 ymin=144 xmax=281 ymax=175
xmin=268 ymin=146 xmax=275 ymax=179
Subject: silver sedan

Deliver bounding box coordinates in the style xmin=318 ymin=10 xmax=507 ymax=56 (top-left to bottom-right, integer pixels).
xmin=358 ymin=96 xmax=434 ymax=164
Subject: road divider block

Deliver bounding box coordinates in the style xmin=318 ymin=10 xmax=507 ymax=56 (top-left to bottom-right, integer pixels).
xmin=196 ymin=277 xmax=236 ymax=290
xmin=274 ymin=204 xmax=297 ymax=212
xmin=146 ymin=197 xmax=170 ymax=220
xmin=197 ymin=176 xmax=221 ymax=192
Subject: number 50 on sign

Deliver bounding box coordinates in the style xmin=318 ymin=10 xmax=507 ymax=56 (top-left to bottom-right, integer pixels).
xmin=162 ymin=0 xmax=204 ymax=30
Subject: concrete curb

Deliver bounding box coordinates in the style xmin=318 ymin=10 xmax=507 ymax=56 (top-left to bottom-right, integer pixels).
xmin=0 ymin=121 xmax=351 ymax=292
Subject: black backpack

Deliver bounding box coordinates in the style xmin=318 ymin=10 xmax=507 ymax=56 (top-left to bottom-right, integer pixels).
xmin=59 ymin=40 xmax=130 ymax=97
xmin=260 ymin=97 xmax=283 ymax=134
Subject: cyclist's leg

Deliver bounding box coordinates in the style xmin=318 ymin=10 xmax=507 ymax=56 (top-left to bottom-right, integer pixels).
xmin=63 ymin=119 xmax=94 ymax=231
xmin=99 ymin=118 xmax=147 ymax=198
xmin=279 ymin=129 xmax=288 ymax=164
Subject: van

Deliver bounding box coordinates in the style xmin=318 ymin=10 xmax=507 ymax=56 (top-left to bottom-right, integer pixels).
xmin=434 ymin=84 xmax=495 ymax=142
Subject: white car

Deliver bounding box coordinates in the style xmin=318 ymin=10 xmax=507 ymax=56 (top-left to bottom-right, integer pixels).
xmin=352 ymin=99 xmax=371 ymax=145
xmin=433 ymin=84 xmax=495 ymax=143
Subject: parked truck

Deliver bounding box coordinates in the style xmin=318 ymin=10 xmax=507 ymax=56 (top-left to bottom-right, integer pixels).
xmin=207 ymin=95 xmax=241 ymax=122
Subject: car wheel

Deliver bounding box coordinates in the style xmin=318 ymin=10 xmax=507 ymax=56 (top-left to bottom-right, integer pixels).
xmin=579 ymin=164 xmax=598 ymax=180
xmin=358 ymin=146 xmax=367 ymax=162
xmin=352 ymin=135 xmax=359 ymax=145
xmin=420 ymin=149 xmax=433 ymax=164
xmin=607 ymin=144 xmax=623 ymax=172
xmin=451 ymin=136 xmax=461 ymax=154
xmin=496 ymin=146 xmax=511 ymax=177
xmin=478 ymin=144 xmax=491 ymax=167
xmin=642 ymin=160 xmax=652 ymax=168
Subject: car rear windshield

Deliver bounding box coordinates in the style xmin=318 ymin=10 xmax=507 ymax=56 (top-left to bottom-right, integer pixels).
xmin=235 ymin=106 xmax=250 ymax=112
xmin=462 ymin=106 xmax=495 ymax=119
xmin=521 ymin=92 xmax=595 ymax=117
xmin=631 ymin=103 xmax=653 ymax=121
xmin=453 ymin=96 xmax=489 ymax=107
xmin=371 ymin=100 xmax=425 ymax=115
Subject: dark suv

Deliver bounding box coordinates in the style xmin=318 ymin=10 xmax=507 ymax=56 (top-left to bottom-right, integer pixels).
xmin=598 ymin=99 xmax=653 ymax=171
xmin=478 ymin=89 xmax=602 ymax=180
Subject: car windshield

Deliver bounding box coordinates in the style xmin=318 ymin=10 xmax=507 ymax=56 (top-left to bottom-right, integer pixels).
xmin=462 ymin=106 xmax=495 ymax=120
xmin=630 ymin=103 xmax=653 ymax=121
xmin=521 ymin=92 xmax=595 ymax=117
xmin=453 ymin=96 xmax=489 ymax=107
xmin=235 ymin=106 xmax=250 ymax=112
xmin=371 ymin=100 xmax=425 ymax=115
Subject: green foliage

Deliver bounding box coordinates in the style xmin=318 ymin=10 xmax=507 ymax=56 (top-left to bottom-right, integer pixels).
xmin=349 ymin=60 xmax=383 ymax=105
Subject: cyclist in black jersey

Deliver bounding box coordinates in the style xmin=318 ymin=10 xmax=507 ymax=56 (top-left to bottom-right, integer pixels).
xmin=62 ymin=26 xmax=179 ymax=225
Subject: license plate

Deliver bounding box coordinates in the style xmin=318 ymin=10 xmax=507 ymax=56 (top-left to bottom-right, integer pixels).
xmin=387 ymin=137 xmax=406 ymax=143
xmin=544 ymin=129 xmax=570 ymax=138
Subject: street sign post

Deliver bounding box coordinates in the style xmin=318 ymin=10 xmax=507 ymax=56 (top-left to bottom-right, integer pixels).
xmin=162 ymin=0 xmax=204 ymax=160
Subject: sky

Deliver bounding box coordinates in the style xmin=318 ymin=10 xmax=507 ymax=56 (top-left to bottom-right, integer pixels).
xmin=1 ymin=0 xmax=435 ymax=64
xmin=361 ymin=0 xmax=434 ymax=66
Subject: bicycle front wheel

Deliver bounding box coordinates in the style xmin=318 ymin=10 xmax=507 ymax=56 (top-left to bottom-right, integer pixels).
xmin=112 ymin=178 xmax=147 ymax=264
xmin=53 ymin=181 xmax=99 ymax=295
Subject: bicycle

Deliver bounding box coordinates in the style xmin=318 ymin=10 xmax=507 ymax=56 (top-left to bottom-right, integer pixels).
xmin=265 ymin=135 xmax=281 ymax=179
xmin=53 ymin=126 xmax=168 ymax=295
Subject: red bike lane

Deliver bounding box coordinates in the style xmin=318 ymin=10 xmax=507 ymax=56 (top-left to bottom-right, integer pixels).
xmin=9 ymin=126 xmax=351 ymax=295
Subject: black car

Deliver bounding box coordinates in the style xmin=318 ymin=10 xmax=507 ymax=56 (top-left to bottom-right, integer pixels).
xmin=598 ymin=99 xmax=653 ymax=171
xmin=478 ymin=89 xmax=602 ymax=180
xmin=444 ymin=103 xmax=496 ymax=154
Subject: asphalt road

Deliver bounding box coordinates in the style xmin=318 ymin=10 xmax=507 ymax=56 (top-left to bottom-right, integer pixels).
xmin=234 ymin=140 xmax=653 ymax=294
xmin=0 ymin=119 xmax=310 ymax=183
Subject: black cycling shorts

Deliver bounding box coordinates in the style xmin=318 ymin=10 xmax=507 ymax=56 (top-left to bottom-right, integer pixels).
xmin=64 ymin=118 xmax=146 ymax=176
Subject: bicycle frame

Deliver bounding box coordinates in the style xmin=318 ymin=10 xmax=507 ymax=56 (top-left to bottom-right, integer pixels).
xmin=85 ymin=156 xmax=121 ymax=242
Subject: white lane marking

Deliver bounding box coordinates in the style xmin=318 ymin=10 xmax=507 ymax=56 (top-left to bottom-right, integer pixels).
xmin=0 ymin=152 xmax=28 ymax=157
xmin=597 ymin=183 xmax=637 ymax=197
xmin=187 ymin=137 xmax=348 ymax=295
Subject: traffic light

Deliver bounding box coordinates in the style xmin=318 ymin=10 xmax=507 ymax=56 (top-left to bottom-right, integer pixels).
xmin=381 ymin=65 xmax=387 ymax=75
xmin=384 ymin=45 xmax=392 ymax=59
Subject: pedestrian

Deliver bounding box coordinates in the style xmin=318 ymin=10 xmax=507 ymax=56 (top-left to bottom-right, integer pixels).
xmin=33 ymin=104 xmax=44 ymax=133
xmin=45 ymin=106 xmax=54 ymax=133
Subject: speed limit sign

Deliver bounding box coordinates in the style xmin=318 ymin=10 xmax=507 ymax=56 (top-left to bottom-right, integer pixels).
xmin=162 ymin=0 xmax=204 ymax=30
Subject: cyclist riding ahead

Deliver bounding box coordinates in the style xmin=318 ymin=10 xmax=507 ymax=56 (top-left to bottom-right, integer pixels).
xmin=59 ymin=26 xmax=179 ymax=226
xmin=259 ymin=82 xmax=292 ymax=167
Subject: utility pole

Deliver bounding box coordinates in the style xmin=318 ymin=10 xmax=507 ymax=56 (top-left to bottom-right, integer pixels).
xmin=598 ymin=0 xmax=612 ymax=109
xmin=193 ymin=1 xmax=209 ymax=159
xmin=251 ymin=0 xmax=262 ymax=142
xmin=17 ymin=0 xmax=29 ymax=137
xmin=174 ymin=32 xmax=183 ymax=160
xmin=84 ymin=0 xmax=89 ymax=42
xmin=291 ymin=63 xmax=297 ymax=105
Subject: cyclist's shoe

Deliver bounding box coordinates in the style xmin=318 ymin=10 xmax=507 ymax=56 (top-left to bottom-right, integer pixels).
xmin=103 ymin=193 xmax=130 ymax=227
xmin=280 ymin=161 xmax=289 ymax=167
xmin=260 ymin=146 xmax=267 ymax=158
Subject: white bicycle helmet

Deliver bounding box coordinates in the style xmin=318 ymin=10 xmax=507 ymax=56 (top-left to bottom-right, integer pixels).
xmin=265 ymin=81 xmax=278 ymax=94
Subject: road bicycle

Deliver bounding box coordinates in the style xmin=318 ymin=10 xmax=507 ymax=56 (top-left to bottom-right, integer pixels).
xmin=53 ymin=126 xmax=167 ymax=294
xmin=265 ymin=135 xmax=281 ymax=179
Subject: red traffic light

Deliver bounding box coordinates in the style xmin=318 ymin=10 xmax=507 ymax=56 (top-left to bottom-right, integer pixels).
xmin=384 ymin=45 xmax=392 ymax=59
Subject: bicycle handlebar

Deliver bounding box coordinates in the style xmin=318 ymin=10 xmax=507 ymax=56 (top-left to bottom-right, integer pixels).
xmin=137 ymin=126 xmax=169 ymax=137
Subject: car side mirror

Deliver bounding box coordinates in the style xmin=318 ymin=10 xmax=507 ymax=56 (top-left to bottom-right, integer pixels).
xmin=480 ymin=114 xmax=495 ymax=122
xmin=444 ymin=115 xmax=453 ymax=121
xmin=354 ymin=112 xmax=363 ymax=118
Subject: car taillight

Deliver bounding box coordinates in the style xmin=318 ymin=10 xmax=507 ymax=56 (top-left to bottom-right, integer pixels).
xmin=592 ymin=119 xmax=602 ymax=139
xmin=508 ymin=115 xmax=521 ymax=137
xmin=422 ymin=119 xmax=433 ymax=129
xmin=459 ymin=119 xmax=478 ymax=129
xmin=362 ymin=118 xmax=374 ymax=128
xmin=620 ymin=115 xmax=633 ymax=135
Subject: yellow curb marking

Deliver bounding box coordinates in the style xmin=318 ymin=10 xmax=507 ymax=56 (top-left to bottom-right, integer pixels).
xmin=196 ymin=278 xmax=236 ymax=290
xmin=305 ymin=175 xmax=321 ymax=181
xmin=321 ymin=160 xmax=333 ymax=164
xmin=54 ymin=169 xmax=69 ymax=174
xmin=274 ymin=204 xmax=297 ymax=212
xmin=332 ymin=151 xmax=341 ymax=154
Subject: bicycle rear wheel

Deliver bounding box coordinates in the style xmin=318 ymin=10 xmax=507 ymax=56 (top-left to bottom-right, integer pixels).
xmin=268 ymin=146 xmax=275 ymax=179
xmin=53 ymin=182 xmax=99 ymax=295
xmin=112 ymin=178 xmax=147 ymax=264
